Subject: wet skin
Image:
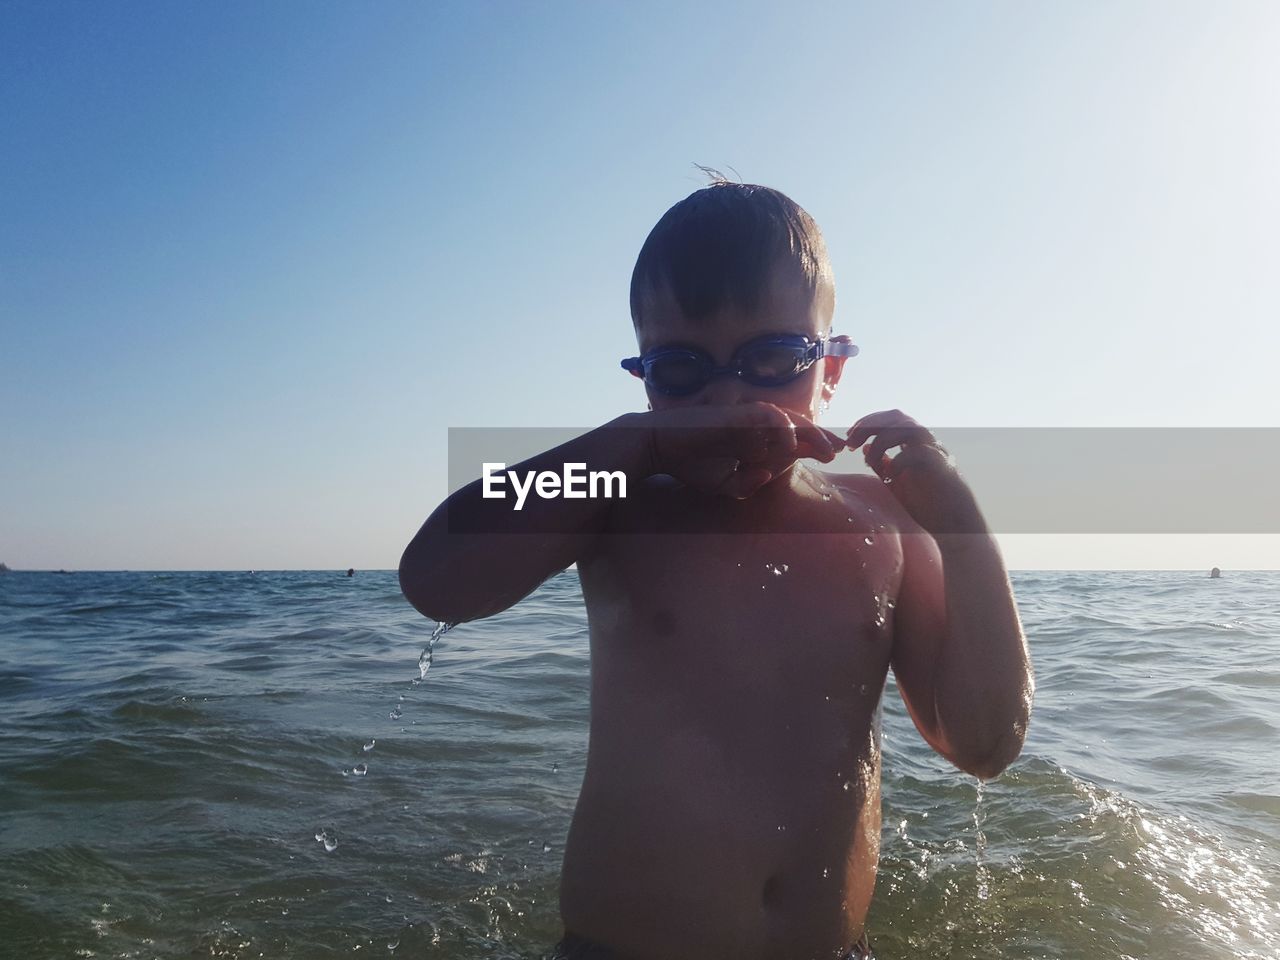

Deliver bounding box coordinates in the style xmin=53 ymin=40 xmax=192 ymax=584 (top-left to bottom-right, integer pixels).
xmin=560 ymin=469 xmax=909 ymax=959
xmin=559 ymin=272 xmax=918 ymax=958
xmin=401 ymin=266 xmax=1031 ymax=958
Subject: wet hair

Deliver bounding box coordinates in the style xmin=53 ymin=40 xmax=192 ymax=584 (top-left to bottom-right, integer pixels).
xmin=630 ymin=176 xmax=834 ymax=327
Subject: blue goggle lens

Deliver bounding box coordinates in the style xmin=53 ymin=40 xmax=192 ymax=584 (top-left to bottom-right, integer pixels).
xmin=644 ymin=352 xmax=709 ymax=394
xmin=641 ymin=341 xmax=813 ymax=395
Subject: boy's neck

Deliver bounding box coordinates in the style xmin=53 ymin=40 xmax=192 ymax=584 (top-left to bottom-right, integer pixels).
xmin=740 ymin=462 xmax=811 ymax=506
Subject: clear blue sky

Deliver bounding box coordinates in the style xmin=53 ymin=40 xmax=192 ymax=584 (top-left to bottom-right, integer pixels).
xmin=3 ymin=0 xmax=1277 ymax=570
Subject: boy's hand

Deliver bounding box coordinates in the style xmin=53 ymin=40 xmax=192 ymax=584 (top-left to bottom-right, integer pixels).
xmin=847 ymin=410 xmax=986 ymax=535
xmin=646 ymin=402 xmax=838 ymax=498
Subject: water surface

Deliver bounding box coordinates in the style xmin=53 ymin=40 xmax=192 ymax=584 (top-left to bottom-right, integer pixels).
xmin=0 ymin=569 xmax=1276 ymax=958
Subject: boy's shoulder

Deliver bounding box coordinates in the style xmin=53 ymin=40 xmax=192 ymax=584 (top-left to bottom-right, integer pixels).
xmin=813 ymin=467 xmax=929 ymax=536
xmin=815 ymin=467 xmax=898 ymax=508
xmin=820 ymin=469 xmax=884 ymax=495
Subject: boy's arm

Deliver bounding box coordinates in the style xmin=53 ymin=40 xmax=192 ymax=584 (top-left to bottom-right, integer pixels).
xmin=399 ymin=413 xmax=652 ymax=624
xmin=401 ymin=403 xmax=837 ymax=625
xmin=848 ymin=410 xmax=1034 ymax=781
xmin=892 ymin=527 xmax=1033 ymax=780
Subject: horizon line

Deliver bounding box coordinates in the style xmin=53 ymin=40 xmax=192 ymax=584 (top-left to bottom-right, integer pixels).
xmin=2 ymin=567 xmax=1272 ymax=574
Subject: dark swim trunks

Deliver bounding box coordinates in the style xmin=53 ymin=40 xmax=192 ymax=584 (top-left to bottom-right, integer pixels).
xmin=549 ymin=930 xmax=875 ymax=959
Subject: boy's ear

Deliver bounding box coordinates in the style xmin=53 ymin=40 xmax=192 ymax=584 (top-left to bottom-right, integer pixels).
xmin=821 ymin=334 xmax=853 ymax=395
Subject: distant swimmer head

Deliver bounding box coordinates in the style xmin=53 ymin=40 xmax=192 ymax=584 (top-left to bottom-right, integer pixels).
xmin=1210 ymin=567 xmax=1221 ymax=578
xmin=347 ymin=568 xmax=355 ymax=577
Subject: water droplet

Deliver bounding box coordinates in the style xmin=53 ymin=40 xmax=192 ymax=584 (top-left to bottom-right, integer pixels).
xmin=541 ymin=841 xmax=552 ymax=853
xmin=864 ymin=535 xmax=874 ymax=545
xmin=859 ymin=684 xmax=868 ymax=695
xmin=842 ymin=781 xmax=852 ymax=792
xmin=776 ymin=824 xmax=786 ymax=831
xmin=316 ymin=829 xmax=339 ymax=853
xmin=413 ymin=622 xmax=454 ymax=682
xmin=353 ymin=763 xmax=368 ymax=776
xmin=363 ymin=740 xmax=376 ymax=752
xmin=822 ymin=867 xmax=830 ymax=879
xmin=898 ymin=819 xmax=908 ymax=840
xmin=551 ymin=763 xmax=558 ymax=773
xmin=387 ymin=941 xmax=399 ymax=952
xmin=846 ymin=516 xmax=854 ymax=523
xmin=882 ymin=475 xmax=893 ymax=484
xmin=764 ymin=562 xmax=789 ymax=576
xmin=821 ymin=492 xmax=832 ymax=501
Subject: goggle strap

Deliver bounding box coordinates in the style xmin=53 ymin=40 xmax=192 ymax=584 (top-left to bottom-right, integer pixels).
xmin=821 ymin=340 xmax=860 ymax=358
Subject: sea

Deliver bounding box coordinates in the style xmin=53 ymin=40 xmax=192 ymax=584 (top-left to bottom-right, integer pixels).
xmin=0 ymin=568 xmax=1276 ymax=960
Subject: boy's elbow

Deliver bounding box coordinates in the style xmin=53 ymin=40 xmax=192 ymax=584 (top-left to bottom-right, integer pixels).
xmin=399 ymin=544 xmax=461 ymax=624
xmin=960 ymin=746 xmax=1019 ymax=782
xmin=399 ymin=566 xmax=443 ymax=623
xmin=956 ymin=678 xmax=1034 ymax=781
xmin=398 ymin=539 xmax=503 ymax=625
xmin=957 ymin=721 xmax=1029 ymax=781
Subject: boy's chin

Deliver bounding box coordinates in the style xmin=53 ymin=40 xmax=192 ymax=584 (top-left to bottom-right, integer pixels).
xmin=756 ymin=461 xmax=805 ymax=488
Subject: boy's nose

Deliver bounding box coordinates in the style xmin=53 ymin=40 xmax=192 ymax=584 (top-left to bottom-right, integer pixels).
xmin=696 ymin=373 xmax=749 ymax=406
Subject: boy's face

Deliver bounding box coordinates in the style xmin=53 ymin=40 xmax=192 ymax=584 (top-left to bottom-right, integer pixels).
xmin=633 ymin=265 xmax=844 ymax=422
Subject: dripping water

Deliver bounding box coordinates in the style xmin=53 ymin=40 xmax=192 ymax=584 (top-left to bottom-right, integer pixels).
xmin=974 ymin=778 xmax=989 ymax=901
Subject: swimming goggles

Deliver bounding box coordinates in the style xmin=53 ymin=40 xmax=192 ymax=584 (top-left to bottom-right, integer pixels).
xmin=621 ymin=334 xmax=859 ymax=397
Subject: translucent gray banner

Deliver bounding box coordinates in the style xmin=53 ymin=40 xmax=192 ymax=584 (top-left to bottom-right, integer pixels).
xmin=446 ymin=427 xmax=1280 ymax=534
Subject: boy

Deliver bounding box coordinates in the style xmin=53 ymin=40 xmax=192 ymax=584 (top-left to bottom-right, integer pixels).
xmin=400 ymin=181 xmax=1033 ymax=960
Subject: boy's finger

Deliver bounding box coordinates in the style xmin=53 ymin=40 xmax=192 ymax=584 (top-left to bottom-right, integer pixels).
xmin=888 ymin=442 xmax=951 ymax=479
xmin=794 ymin=435 xmax=836 ymax=463
xmin=713 ymin=403 xmax=791 ymax=464
xmin=847 ymin=409 xmax=915 ymax=450
xmin=780 ymin=412 xmax=835 ymax=461
xmin=751 ymin=420 xmax=800 ymax=466
xmin=863 ymin=429 xmax=905 ymax=468
xmin=800 ymin=442 xmax=836 ymax=463
xmin=696 ymin=421 xmax=771 ymax=463
xmin=863 ymin=425 xmax=933 ymax=467
xmin=846 ymin=412 xmax=894 ymax=450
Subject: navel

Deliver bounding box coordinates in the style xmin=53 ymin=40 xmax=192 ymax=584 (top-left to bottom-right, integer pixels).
xmin=651 ymin=608 xmax=677 ymax=637
xmin=761 ymin=872 xmax=783 ymax=908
